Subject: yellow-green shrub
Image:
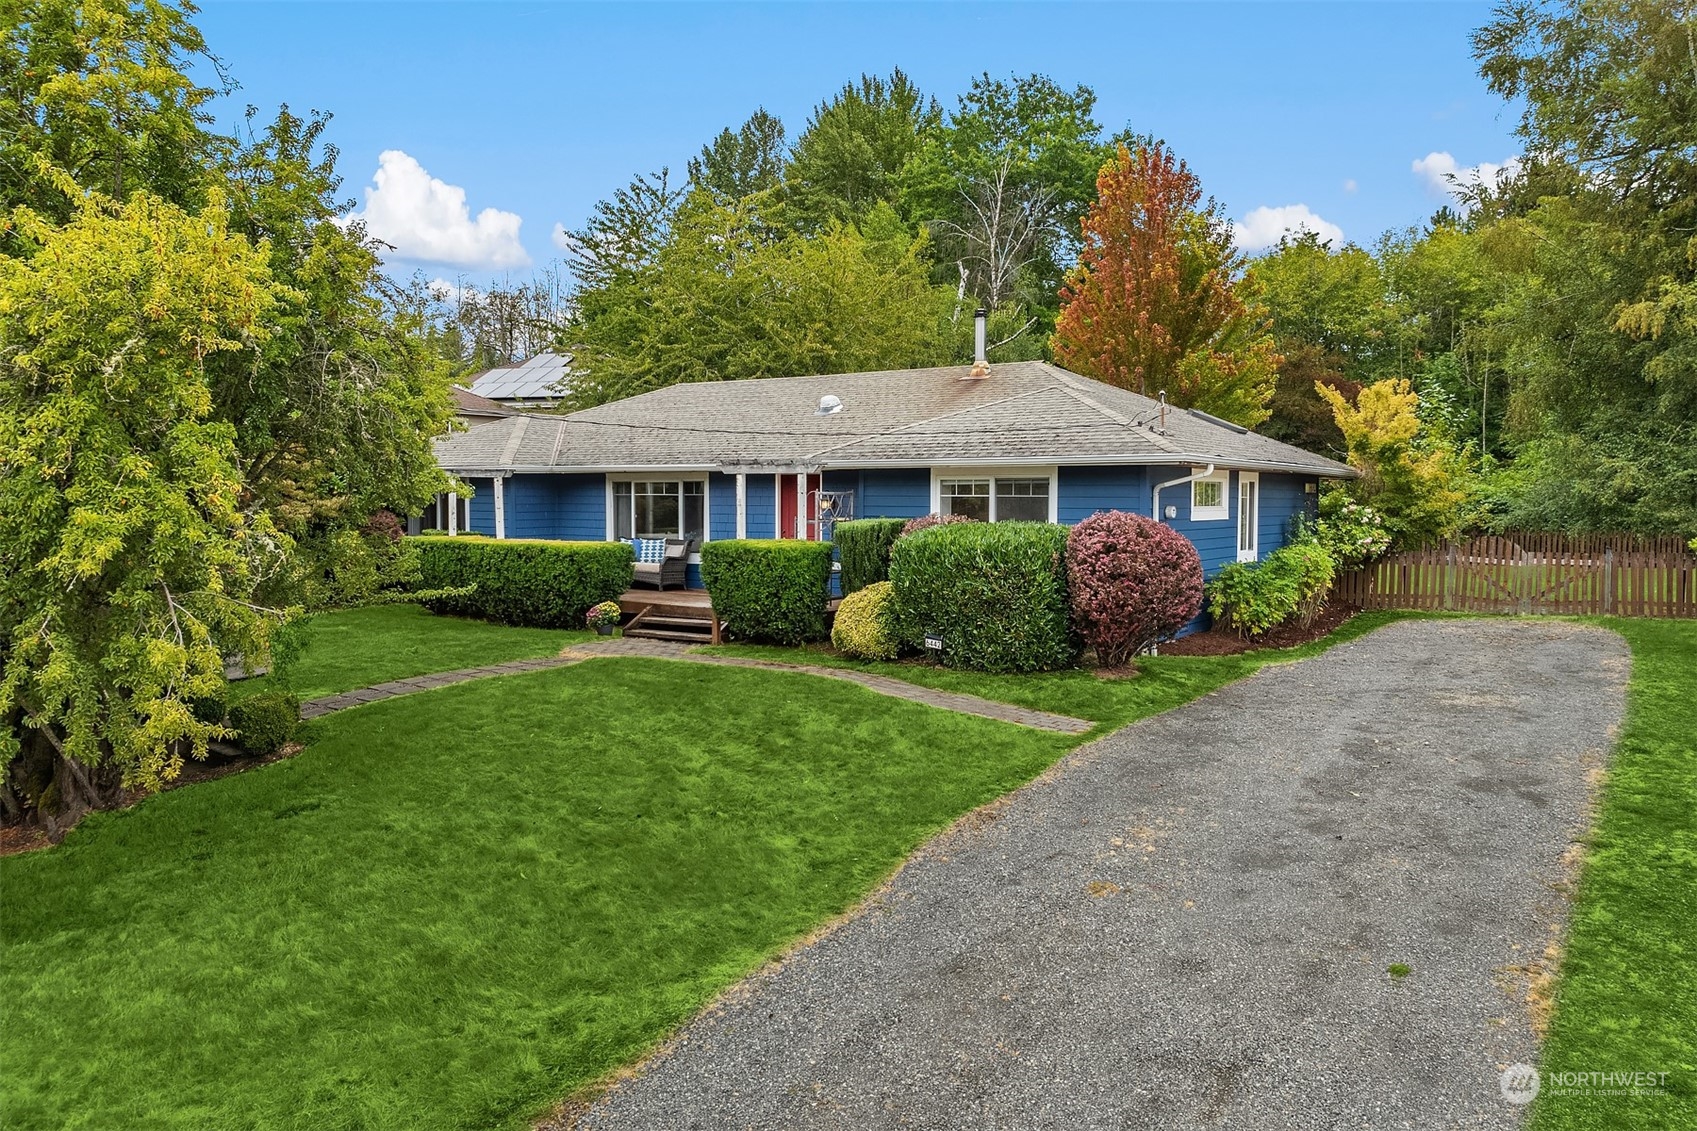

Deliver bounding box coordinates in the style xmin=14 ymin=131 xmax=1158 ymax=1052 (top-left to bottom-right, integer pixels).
xmin=831 ymin=581 xmax=901 ymax=660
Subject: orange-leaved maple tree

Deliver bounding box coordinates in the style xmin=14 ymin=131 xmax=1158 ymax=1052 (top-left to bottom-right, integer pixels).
xmin=1053 ymin=143 xmax=1278 ymax=427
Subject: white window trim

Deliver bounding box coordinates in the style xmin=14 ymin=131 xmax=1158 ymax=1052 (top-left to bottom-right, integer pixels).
xmin=1237 ymin=471 xmax=1260 ymax=562
xmin=929 ymin=466 xmax=1058 ymax=524
xmin=1190 ymin=468 xmax=1230 ymax=521
xmin=605 ymin=475 xmax=710 ymax=552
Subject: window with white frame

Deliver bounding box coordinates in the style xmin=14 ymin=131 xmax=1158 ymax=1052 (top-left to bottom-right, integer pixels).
xmin=1237 ymin=472 xmax=1259 ymax=561
xmin=939 ymin=473 xmax=1052 ymax=522
xmin=612 ymin=479 xmax=705 ymax=540
xmin=1191 ymin=470 xmax=1230 ymax=520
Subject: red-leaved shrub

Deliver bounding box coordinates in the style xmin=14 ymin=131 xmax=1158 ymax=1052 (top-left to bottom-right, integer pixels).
xmin=1066 ymin=510 xmax=1203 ymax=667
xmin=898 ymin=512 xmax=977 ymax=538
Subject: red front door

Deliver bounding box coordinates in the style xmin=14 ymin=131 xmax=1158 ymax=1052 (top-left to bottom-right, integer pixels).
xmin=777 ymin=474 xmax=823 ymax=539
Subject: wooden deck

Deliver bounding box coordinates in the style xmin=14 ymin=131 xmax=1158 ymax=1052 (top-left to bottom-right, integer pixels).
xmin=617 ymin=586 xmax=714 ymax=615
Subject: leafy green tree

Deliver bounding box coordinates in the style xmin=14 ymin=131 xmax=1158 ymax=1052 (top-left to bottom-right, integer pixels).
xmin=0 ymin=188 xmax=291 ymax=827
xmin=1475 ymin=0 xmax=1696 ymax=210
xmin=561 ymin=167 xmax=685 ymax=310
xmin=1468 ymin=0 xmax=1697 ymax=532
xmin=904 ymin=73 xmax=1111 ymax=312
xmin=1053 ymin=144 xmax=1277 ymax=426
xmin=784 ymin=69 xmax=940 ymax=232
xmin=1 ymin=0 xmax=223 ymax=225
xmin=214 ymin=106 xmax=456 ymax=535
xmin=567 ymin=195 xmax=951 ymax=405
xmin=1249 ymin=232 xmax=1400 ymax=452
xmin=688 ymin=108 xmax=787 ymax=204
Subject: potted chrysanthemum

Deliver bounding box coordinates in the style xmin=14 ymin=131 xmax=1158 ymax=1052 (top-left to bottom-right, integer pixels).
xmin=585 ymin=601 xmax=622 ymax=636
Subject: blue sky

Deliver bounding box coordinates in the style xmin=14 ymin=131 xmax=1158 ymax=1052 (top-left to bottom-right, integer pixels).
xmin=194 ymin=1 xmax=1523 ymax=286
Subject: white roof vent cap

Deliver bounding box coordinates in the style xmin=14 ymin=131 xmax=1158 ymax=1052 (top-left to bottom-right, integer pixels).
xmin=816 ymin=394 xmax=844 ymax=416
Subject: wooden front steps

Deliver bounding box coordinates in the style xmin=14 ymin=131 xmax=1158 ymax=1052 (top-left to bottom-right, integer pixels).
xmin=617 ymin=587 xmax=721 ymax=644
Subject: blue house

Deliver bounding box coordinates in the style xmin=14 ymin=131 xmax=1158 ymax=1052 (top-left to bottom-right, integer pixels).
xmin=428 ymin=350 xmax=1354 ymax=627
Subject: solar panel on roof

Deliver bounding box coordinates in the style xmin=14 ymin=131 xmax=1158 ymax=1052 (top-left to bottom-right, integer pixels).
xmin=467 ymin=352 xmax=574 ymax=402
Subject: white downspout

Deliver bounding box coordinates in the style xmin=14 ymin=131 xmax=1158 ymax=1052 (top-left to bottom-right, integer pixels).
xmin=1151 ymin=464 xmax=1214 ymax=521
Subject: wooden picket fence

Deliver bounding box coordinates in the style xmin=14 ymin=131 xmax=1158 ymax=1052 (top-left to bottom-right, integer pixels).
xmin=1333 ymin=533 xmax=1697 ymax=618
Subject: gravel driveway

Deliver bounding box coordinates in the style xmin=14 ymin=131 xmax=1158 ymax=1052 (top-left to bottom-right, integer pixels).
xmin=568 ymin=619 xmax=1628 ymax=1130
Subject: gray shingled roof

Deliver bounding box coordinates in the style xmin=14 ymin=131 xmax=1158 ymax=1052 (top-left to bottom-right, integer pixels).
xmin=465 ymin=351 xmax=573 ymax=403
xmin=452 ymin=386 xmax=517 ymax=418
xmin=434 ymin=361 xmax=1355 ymax=478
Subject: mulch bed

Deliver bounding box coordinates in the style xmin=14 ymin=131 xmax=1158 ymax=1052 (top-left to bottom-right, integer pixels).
xmin=1157 ymin=603 xmax=1362 ymax=657
xmin=0 ymin=741 xmax=307 ymax=858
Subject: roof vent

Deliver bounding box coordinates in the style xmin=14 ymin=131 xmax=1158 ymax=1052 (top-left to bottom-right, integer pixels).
xmin=815 ymin=394 xmax=844 ymax=416
xmin=1187 ymin=407 xmax=1249 ymax=434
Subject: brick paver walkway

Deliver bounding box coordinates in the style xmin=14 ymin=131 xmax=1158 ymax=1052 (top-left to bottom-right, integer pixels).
xmin=300 ymin=637 xmax=1094 ymax=734
xmin=563 ymin=638 xmax=1095 ymax=734
xmin=298 ymin=655 xmax=580 ymax=719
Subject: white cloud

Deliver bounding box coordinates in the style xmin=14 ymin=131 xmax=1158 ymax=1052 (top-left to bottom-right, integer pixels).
xmin=1234 ymin=204 xmax=1345 ymax=253
xmin=347 ymin=150 xmax=531 ymax=270
xmin=427 ymin=277 xmax=462 ymax=303
xmin=1342 ymin=178 xmax=1358 ymax=194
xmin=551 ymin=222 xmax=574 ymax=253
xmin=1412 ymin=151 xmax=1523 ymax=202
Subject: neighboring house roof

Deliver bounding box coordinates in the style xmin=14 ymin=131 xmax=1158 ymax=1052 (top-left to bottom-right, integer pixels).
xmin=434 ymin=361 xmax=1356 ymax=478
xmin=465 ymin=351 xmax=573 ymax=404
xmin=452 ymin=386 xmax=517 ymax=419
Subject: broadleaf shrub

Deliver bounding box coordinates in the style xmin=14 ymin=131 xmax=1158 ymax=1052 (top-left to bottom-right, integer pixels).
xmin=1066 ymin=511 xmax=1203 ymax=667
xmin=1206 ymin=541 xmax=1337 ymax=637
xmin=1271 ymin=540 xmax=1336 ymax=627
xmin=415 ymin=537 xmax=634 ymax=628
xmin=889 ymin=521 xmax=1075 ymax=672
xmin=831 ymin=581 xmax=901 ymax=660
xmin=898 ymin=512 xmax=976 ymax=538
xmin=1206 ymin=561 xmax=1296 ymax=637
xmin=229 ymin=691 xmax=300 ymax=755
xmin=834 ymin=518 xmax=908 ymax=594
xmin=700 ymin=540 xmax=834 ymax=645
xmin=1312 ymin=489 xmax=1391 ymax=567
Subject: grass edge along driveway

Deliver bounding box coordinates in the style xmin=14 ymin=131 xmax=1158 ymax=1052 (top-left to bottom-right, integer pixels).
xmin=1528 ymin=618 xmax=1696 ymax=1130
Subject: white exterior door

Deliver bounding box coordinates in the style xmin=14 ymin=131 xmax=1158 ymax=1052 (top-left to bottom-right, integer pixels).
xmin=1237 ymin=472 xmax=1259 ymax=562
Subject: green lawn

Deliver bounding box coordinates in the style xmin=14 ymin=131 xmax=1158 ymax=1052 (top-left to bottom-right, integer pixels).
xmin=237 ymin=603 xmax=591 ymax=701
xmin=1529 ymin=618 xmax=1697 ymax=1129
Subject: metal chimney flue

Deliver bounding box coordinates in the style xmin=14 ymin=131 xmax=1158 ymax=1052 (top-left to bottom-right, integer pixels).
xmin=967 ymin=308 xmax=990 ymax=379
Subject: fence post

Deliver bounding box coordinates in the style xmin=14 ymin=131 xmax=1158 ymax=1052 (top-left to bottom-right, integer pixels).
xmin=1445 ymin=543 xmax=1456 ymax=611
xmin=1603 ymin=545 xmax=1614 ymax=615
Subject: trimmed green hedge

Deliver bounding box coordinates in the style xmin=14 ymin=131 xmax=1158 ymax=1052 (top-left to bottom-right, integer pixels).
xmin=700 ymin=540 xmax=834 ymax=645
xmin=889 ymin=521 xmax=1076 ymax=673
xmin=415 ymin=537 xmax=634 ymax=628
xmin=229 ymin=691 xmax=300 ymax=755
xmin=834 ymin=518 xmax=908 ymax=594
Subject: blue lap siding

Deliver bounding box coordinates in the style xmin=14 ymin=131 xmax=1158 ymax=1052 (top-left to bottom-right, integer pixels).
xmin=500 ymin=473 xmax=605 ymax=541
xmin=464 ymin=477 xmax=495 ymax=535
xmin=454 ymin=467 xmax=1319 ymax=634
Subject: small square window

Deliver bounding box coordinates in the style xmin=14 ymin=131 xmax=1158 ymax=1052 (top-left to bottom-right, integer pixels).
xmin=941 ymin=478 xmax=991 ymax=522
xmin=1191 ymin=473 xmax=1230 ymax=520
xmin=995 ymin=478 xmax=1050 ymax=522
